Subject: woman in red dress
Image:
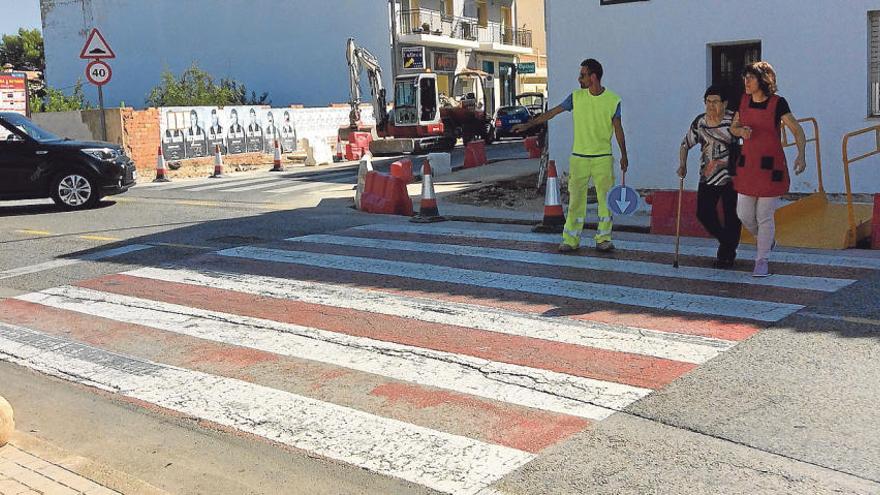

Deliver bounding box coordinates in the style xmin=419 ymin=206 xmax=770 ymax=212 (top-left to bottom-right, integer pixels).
xmin=730 ymin=61 xmax=807 ymax=277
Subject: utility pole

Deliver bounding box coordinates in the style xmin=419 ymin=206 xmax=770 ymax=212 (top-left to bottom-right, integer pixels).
xmin=389 ymin=0 xmax=399 ymax=76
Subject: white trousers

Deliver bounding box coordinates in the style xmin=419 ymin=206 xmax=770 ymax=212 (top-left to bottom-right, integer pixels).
xmin=736 ymin=194 xmax=779 ymax=261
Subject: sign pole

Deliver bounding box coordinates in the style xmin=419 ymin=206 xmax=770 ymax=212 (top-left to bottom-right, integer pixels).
xmin=97 ymin=84 xmax=107 ymax=141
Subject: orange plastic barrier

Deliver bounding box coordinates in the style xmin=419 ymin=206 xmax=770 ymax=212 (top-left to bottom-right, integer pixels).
xmin=463 ymin=140 xmax=488 ymax=168
xmin=360 ymin=171 xmax=413 ymax=216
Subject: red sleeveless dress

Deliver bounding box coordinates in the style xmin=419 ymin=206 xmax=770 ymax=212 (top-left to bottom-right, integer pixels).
xmin=733 ymin=94 xmax=789 ymax=197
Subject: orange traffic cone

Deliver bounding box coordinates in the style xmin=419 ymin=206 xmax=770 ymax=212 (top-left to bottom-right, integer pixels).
xmin=411 ymin=158 xmax=445 ymax=223
xmin=153 ymin=145 xmax=170 ymax=183
xmin=533 ymin=160 xmax=565 ymax=233
xmin=210 ymin=144 xmax=225 ymax=178
xmin=270 ymin=139 xmax=283 ymax=172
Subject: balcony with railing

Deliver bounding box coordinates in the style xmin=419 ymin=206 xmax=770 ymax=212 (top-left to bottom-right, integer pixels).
xmin=397 ymin=8 xmax=532 ymax=54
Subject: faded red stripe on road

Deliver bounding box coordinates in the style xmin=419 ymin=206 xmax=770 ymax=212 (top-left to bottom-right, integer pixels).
xmin=369 ymin=382 xmax=589 ymax=454
xmin=78 ymin=274 xmax=695 ymax=390
xmin=0 ymin=298 xmax=587 ymax=453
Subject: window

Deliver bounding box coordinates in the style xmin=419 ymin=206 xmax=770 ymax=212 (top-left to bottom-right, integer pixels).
xmin=870 ymin=11 xmax=880 ymax=117
xmin=477 ymin=1 xmax=488 ymax=27
xmin=711 ymin=41 xmax=761 ymax=103
xmin=443 ymin=0 xmax=453 ymax=17
xmin=600 ymin=0 xmax=649 ymax=4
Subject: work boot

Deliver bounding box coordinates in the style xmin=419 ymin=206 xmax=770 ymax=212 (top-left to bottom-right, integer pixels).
xmin=558 ymin=243 xmax=579 ymax=253
xmin=752 ymin=258 xmax=770 ymax=277
xmin=595 ymin=240 xmax=615 ymax=253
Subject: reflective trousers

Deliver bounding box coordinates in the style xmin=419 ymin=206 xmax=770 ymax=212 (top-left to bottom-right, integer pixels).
xmin=562 ymin=155 xmax=615 ymax=247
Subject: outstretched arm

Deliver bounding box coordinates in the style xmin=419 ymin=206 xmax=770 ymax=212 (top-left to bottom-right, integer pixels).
xmin=513 ymin=105 xmax=565 ymax=134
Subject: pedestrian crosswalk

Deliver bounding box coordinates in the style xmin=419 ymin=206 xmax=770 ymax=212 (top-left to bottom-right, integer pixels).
xmin=0 ymin=221 xmax=872 ymax=494
xmin=135 ymin=169 xmax=357 ymax=195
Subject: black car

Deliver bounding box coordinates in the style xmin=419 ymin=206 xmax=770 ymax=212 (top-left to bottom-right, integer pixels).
xmin=0 ymin=112 xmax=137 ymax=210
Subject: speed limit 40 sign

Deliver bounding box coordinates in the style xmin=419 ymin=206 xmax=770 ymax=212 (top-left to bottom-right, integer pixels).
xmin=86 ymin=60 xmax=112 ymax=86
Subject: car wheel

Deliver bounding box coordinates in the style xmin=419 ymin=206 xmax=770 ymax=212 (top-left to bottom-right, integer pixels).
xmin=484 ymin=124 xmax=495 ymax=145
xmin=51 ymin=172 xmax=99 ymax=210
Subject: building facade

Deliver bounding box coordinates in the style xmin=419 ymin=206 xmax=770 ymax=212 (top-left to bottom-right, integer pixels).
xmin=393 ymin=0 xmax=533 ymax=110
xmin=40 ymin=0 xmax=393 ymax=109
xmin=546 ymin=0 xmax=880 ymax=194
xmin=513 ymin=0 xmax=546 ymax=96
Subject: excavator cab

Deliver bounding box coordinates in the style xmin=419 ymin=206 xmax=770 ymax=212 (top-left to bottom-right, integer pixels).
xmin=392 ymin=73 xmax=440 ymax=128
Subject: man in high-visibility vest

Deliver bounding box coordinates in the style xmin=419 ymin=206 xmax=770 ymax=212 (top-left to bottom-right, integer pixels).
xmin=515 ymin=58 xmax=629 ymax=253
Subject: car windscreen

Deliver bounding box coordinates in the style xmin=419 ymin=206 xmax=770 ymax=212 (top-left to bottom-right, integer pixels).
xmin=497 ymin=106 xmax=528 ymax=117
xmin=0 ymin=114 xmax=61 ymax=143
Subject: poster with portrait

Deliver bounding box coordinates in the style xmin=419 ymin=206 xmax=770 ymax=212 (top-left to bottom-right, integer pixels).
xmin=279 ymin=109 xmax=297 ymax=153
xmin=226 ymin=107 xmax=247 ymax=154
xmin=262 ymin=109 xmax=281 ymax=153
xmin=206 ymin=107 xmax=226 ymax=154
xmin=244 ymin=107 xmax=264 ymax=153
xmin=183 ymin=108 xmax=208 ymax=158
xmin=160 ymin=111 xmax=186 ymax=160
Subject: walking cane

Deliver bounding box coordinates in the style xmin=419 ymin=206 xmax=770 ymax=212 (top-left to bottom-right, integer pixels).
xmin=673 ymin=176 xmax=684 ymax=268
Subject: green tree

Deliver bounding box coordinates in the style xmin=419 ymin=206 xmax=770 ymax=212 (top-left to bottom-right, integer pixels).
xmin=29 ymin=80 xmax=92 ymax=113
xmin=146 ymin=62 xmax=270 ymax=107
xmin=0 ymin=28 xmax=44 ymax=71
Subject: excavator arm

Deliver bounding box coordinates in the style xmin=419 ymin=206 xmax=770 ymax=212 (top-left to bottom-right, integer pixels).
xmin=345 ymin=38 xmax=388 ymax=131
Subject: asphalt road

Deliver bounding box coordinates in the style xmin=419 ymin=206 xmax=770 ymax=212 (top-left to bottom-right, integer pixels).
xmin=0 ymin=148 xmax=878 ymax=495
xmin=123 ymin=139 xmax=529 ymax=206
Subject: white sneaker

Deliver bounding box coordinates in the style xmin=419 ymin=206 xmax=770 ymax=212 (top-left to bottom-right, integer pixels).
xmin=752 ymin=258 xmax=770 ymax=277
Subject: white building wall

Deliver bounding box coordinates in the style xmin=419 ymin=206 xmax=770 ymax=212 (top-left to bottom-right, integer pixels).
xmin=41 ymin=0 xmax=391 ymax=110
xmin=546 ymin=0 xmax=880 ymax=194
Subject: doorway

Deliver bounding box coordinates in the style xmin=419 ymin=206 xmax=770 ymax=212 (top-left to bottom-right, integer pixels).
xmin=711 ymin=41 xmax=761 ymax=104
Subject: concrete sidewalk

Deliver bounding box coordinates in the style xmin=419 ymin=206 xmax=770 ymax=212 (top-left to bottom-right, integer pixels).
xmin=0 ymin=432 xmax=167 ymax=495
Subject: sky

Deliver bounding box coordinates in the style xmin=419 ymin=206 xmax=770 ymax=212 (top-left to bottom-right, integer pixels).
xmin=1 ymin=0 xmax=42 ymax=37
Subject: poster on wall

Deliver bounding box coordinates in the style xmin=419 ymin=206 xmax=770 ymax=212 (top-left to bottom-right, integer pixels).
xmin=0 ymin=73 xmax=28 ymax=116
xmin=245 ymin=107 xmax=264 ymax=153
xmin=184 ymin=108 xmax=208 ymax=158
xmin=402 ymin=46 xmax=425 ymax=70
xmin=161 ymin=111 xmax=186 ymax=160
xmin=226 ymin=108 xmax=247 ymax=154
xmin=280 ymin=109 xmax=297 ymax=152
xmin=263 ymin=109 xmax=280 ymax=153
xmin=206 ymin=108 xmax=226 ymax=154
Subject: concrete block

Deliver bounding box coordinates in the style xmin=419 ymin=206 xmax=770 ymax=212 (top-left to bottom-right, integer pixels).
xmin=424 ymin=152 xmax=452 ymax=177
xmin=0 ymin=395 xmax=13 ymax=447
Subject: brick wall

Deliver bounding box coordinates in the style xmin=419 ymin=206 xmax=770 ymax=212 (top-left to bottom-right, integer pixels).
xmin=121 ymin=108 xmax=160 ymax=174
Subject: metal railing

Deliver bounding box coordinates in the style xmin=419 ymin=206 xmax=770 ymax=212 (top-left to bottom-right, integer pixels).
xmin=842 ymin=124 xmax=880 ymax=246
xmin=397 ymin=8 xmax=531 ymax=48
xmin=781 ymin=117 xmax=824 ymax=193
xmin=478 ymin=20 xmax=532 ymax=48
xmin=399 ymin=8 xmax=478 ymax=40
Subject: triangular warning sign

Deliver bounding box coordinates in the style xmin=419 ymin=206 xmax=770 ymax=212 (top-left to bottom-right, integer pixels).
xmin=80 ymin=28 xmax=115 ymax=59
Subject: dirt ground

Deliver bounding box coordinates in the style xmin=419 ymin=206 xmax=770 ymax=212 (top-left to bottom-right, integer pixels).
xmin=446 ymin=172 xmax=603 ymax=211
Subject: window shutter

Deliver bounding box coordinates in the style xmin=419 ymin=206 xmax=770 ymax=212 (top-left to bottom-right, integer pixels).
xmin=870 ymin=12 xmax=880 ymax=115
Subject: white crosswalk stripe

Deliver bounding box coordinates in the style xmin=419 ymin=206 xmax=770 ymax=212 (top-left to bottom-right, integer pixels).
xmin=184 ymin=176 xmax=282 ymax=192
